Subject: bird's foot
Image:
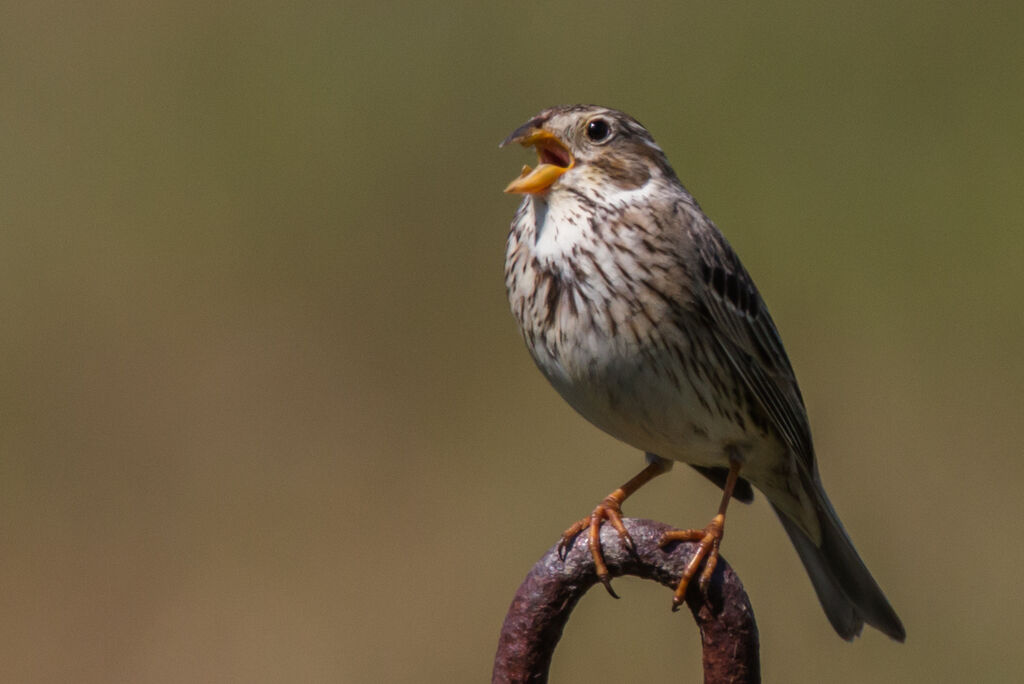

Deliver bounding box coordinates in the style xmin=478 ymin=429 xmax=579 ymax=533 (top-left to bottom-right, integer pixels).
xmin=658 ymin=514 xmax=726 ymax=610
xmin=558 ymin=496 xmax=635 ymax=599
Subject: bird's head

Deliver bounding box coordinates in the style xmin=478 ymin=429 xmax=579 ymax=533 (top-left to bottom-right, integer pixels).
xmin=501 ymin=105 xmax=677 ymax=196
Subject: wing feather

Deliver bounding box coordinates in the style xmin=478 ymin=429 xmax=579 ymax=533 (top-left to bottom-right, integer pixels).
xmin=691 ymin=222 xmax=817 ymax=473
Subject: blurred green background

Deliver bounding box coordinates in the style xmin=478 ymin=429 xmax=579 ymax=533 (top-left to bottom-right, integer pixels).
xmin=2 ymin=1 xmax=1022 ymax=682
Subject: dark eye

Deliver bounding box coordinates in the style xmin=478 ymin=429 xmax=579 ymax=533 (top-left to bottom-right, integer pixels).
xmin=586 ymin=118 xmax=611 ymax=142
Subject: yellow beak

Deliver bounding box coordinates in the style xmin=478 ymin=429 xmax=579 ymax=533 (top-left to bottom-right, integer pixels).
xmin=502 ymin=129 xmax=574 ymax=195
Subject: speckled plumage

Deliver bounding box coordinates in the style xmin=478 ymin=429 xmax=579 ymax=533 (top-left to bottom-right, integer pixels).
xmin=502 ymin=105 xmax=904 ymax=641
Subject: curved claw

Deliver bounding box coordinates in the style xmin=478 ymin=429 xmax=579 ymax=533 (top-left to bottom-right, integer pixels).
xmin=557 ymin=516 xmax=590 ymax=560
xmin=557 ymin=496 xmax=636 ymax=597
xmin=659 ymin=513 xmax=726 ymax=609
xmin=552 ymin=459 xmax=673 ymax=599
xmin=598 ymin=573 xmax=620 ymax=599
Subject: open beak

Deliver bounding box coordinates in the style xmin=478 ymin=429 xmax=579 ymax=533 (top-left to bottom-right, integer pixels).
xmin=501 ymin=127 xmax=574 ymax=195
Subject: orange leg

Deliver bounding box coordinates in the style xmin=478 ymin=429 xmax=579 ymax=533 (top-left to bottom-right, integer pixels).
xmin=559 ymin=457 xmax=671 ymax=597
xmin=658 ymin=460 xmax=741 ymax=610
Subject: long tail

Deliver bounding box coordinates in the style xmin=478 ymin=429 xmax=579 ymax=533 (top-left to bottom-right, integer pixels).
xmin=771 ymin=478 xmax=905 ymax=642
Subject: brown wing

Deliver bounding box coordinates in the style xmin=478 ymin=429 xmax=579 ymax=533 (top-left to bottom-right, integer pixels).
xmin=691 ymin=220 xmax=817 ymax=474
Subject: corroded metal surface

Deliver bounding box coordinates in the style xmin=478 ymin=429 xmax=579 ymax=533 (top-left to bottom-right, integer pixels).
xmin=492 ymin=518 xmax=760 ymax=683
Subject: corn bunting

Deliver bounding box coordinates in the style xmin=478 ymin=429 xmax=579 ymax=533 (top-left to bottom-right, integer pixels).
xmin=501 ymin=105 xmax=904 ymax=641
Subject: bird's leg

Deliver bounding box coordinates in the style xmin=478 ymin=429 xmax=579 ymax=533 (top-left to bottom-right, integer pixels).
xmin=658 ymin=459 xmax=742 ymax=610
xmin=558 ymin=456 xmax=671 ymax=598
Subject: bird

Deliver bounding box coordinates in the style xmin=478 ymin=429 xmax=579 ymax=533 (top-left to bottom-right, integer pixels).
xmin=500 ymin=104 xmax=905 ymax=642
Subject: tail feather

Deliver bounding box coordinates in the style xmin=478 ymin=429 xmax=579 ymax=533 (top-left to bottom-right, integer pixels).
xmin=771 ymin=483 xmax=905 ymax=642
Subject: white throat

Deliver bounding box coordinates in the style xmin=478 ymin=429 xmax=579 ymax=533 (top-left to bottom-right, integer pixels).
xmin=525 ymin=178 xmax=663 ymax=264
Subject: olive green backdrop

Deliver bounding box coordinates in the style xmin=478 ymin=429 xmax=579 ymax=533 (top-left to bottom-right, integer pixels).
xmin=3 ymin=1 xmax=1022 ymax=682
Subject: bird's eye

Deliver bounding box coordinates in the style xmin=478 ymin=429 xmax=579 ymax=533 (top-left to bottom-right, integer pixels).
xmin=586 ymin=118 xmax=611 ymax=143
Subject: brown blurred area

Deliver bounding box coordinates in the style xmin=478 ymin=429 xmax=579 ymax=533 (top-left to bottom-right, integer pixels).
xmin=1 ymin=1 xmax=1022 ymax=681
